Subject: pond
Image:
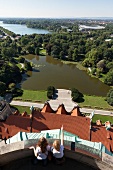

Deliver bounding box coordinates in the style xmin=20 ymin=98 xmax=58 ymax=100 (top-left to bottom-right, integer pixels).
xmin=21 ymin=55 xmax=110 ymax=96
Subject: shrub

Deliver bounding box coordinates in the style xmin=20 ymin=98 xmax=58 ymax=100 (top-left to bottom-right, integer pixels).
xmin=47 ymin=86 xmax=55 ymax=99
xmin=107 ymin=89 xmax=113 ymax=106
xmin=71 ymin=88 xmax=84 ymax=102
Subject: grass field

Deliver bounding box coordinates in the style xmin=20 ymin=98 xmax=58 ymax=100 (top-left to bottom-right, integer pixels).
xmin=92 ymin=114 xmax=113 ymax=124
xmin=39 ymin=48 xmax=46 ymax=55
xmin=79 ymin=95 xmax=113 ymax=110
xmin=14 ymin=89 xmax=48 ymax=103
xmin=11 ymin=105 xmax=31 ymax=114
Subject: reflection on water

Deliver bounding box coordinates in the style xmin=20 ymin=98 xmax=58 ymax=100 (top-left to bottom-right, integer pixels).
xmin=22 ymin=55 xmax=110 ymax=96
xmin=46 ymin=56 xmax=62 ymax=65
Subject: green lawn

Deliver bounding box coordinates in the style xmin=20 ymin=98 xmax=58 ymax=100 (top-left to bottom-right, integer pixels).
xmin=11 ymin=105 xmax=31 ymax=114
xmin=17 ymin=63 xmax=22 ymax=69
xmin=39 ymin=48 xmax=46 ymax=55
xmin=79 ymin=95 xmax=113 ymax=110
xmin=14 ymin=89 xmax=48 ymax=103
xmin=92 ymin=114 xmax=113 ymax=124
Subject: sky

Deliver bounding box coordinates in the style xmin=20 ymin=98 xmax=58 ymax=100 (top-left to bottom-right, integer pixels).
xmin=0 ymin=0 xmax=113 ymax=18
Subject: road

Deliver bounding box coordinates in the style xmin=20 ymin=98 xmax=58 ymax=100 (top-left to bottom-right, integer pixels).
xmin=10 ymin=100 xmax=113 ymax=116
xmin=10 ymin=100 xmax=44 ymax=108
xmin=80 ymin=107 xmax=113 ymax=116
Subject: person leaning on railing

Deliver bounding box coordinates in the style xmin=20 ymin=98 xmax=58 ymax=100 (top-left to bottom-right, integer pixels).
xmin=51 ymin=125 xmax=65 ymax=165
xmin=29 ymin=137 xmax=51 ymax=166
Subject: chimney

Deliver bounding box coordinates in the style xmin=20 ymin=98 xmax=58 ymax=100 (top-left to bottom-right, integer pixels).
xmin=21 ymin=111 xmax=27 ymax=117
xmin=96 ymin=120 xmax=102 ymax=126
xmin=14 ymin=110 xmax=20 ymax=115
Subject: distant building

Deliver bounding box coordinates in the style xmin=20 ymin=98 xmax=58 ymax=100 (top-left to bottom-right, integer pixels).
xmin=79 ymin=25 xmax=105 ymax=31
xmin=67 ymin=29 xmax=72 ymax=32
xmin=105 ymin=39 xmax=111 ymax=42
xmin=0 ymin=101 xmax=12 ymax=121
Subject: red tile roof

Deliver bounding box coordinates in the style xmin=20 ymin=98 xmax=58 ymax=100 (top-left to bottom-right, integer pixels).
xmin=56 ymin=104 xmax=68 ymax=115
xmin=0 ymin=114 xmax=31 ymax=138
xmin=91 ymin=125 xmax=113 ymax=152
xmin=41 ymin=102 xmax=81 ymax=116
xmin=71 ymin=107 xmax=81 ymax=116
xmin=32 ymin=111 xmax=90 ymax=140
xmin=0 ymin=110 xmax=90 ymax=141
xmin=41 ymin=102 xmax=55 ymax=113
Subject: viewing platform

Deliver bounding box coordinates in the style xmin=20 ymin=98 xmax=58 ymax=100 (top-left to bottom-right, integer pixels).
xmin=2 ymin=156 xmax=96 ymax=170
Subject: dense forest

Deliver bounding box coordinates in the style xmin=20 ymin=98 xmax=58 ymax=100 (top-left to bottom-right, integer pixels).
xmin=0 ymin=18 xmax=113 ymax=98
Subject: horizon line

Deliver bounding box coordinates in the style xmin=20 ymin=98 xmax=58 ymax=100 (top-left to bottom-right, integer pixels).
xmin=0 ymin=16 xmax=113 ymax=19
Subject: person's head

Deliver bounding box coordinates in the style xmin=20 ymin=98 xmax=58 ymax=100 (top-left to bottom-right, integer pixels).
xmin=53 ymin=140 xmax=60 ymax=151
xmin=37 ymin=137 xmax=48 ymax=153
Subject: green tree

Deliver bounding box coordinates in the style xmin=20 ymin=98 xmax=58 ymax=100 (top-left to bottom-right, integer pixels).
xmin=68 ymin=48 xmax=73 ymax=61
xmin=96 ymin=68 xmax=102 ymax=78
xmin=85 ymin=48 xmax=100 ymax=67
xmin=19 ymin=56 xmax=25 ymax=63
xmin=0 ymin=81 xmax=6 ymax=96
xmin=45 ymin=44 xmax=52 ymax=55
xmin=107 ymin=89 xmax=113 ymax=106
xmin=106 ymin=62 xmax=113 ymax=71
xmin=104 ymin=71 xmax=113 ymax=85
xmin=72 ymin=48 xmax=78 ymax=61
xmin=26 ymin=45 xmax=35 ymax=54
xmin=24 ymin=60 xmax=32 ymax=71
xmin=17 ymin=46 xmax=22 ymax=54
xmin=8 ymin=83 xmax=16 ymax=93
xmin=59 ymin=51 xmax=65 ymax=59
xmin=91 ymin=68 xmax=96 ymax=75
xmin=21 ymin=36 xmax=29 ymax=46
xmin=71 ymin=88 xmax=83 ymax=102
xmin=51 ymin=45 xmax=61 ymax=58
xmin=47 ymin=86 xmax=55 ymax=99
xmin=35 ymin=47 xmax=39 ymax=55
xmin=97 ymin=60 xmax=105 ymax=72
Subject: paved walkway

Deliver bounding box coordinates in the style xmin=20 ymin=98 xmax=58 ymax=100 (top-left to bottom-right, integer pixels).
xmin=2 ymin=156 xmax=96 ymax=170
xmin=48 ymin=89 xmax=78 ymax=112
xmin=10 ymin=100 xmax=44 ymax=108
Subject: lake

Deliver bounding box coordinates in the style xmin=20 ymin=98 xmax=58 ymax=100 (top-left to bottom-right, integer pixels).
xmin=21 ymin=55 xmax=110 ymax=96
xmin=0 ymin=21 xmax=50 ymax=35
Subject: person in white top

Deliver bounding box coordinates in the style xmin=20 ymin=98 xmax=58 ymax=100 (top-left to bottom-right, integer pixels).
xmin=51 ymin=125 xmax=65 ymax=164
xmin=29 ymin=137 xmax=50 ymax=166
